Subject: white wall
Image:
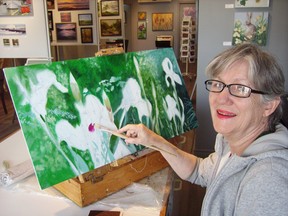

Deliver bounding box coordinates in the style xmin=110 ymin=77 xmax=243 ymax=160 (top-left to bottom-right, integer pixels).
xmin=195 ymin=0 xmax=288 ymax=156
xmin=0 ymin=0 xmax=50 ymax=59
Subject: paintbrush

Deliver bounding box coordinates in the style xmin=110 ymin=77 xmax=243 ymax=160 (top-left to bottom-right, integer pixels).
xmin=88 ymin=123 xmax=177 ymax=157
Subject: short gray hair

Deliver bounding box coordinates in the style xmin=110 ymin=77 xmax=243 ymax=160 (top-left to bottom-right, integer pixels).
xmin=206 ymin=43 xmax=285 ymax=132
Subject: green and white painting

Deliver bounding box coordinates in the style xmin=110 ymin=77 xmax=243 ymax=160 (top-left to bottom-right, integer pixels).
xmin=4 ymin=48 xmax=198 ymax=189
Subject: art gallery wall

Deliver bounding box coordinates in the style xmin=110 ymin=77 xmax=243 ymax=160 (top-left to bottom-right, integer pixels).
xmin=195 ymin=0 xmax=288 ymax=157
xmin=49 ymin=0 xmax=125 ymax=60
xmin=125 ymin=0 xmax=196 ymax=59
xmin=0 ymin=0 xmax=51 ymax=59
xmin=49 ymin=0 xmax=98 ymax=46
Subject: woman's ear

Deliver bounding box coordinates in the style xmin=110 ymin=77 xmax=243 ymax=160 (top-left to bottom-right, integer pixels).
xmin=263 ymin=97 xmax=281 ymax=117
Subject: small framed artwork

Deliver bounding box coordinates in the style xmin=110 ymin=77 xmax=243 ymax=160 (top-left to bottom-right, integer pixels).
xmin=232 ymin=12 xmax=269 ymax=46
xmin=78 ymin=14 xmax=93 ymax=26
xmin=47 ymin=0 xmax=55 ymax=9
xmin=235 ymin=0 xmax=270 ymax=8
xmin=152 ymin=13 xmax=173 ymax=31
xmin=56 ymin=23 xmax=77 ymax=41
xmin=81 ymin=27 xmax=93 ymax=43
xmin=3 ymin=39 xmax=10 ymax=46
xmin=137 ymin=21 xmax=147 ymax=39
xmin=61 ymin=12 xmax=71 ymax=22
xmin=138 ymin=12 xmax=147 ymax=20
xmin=100 ymin=0 xmax=119 ymax=16
xmin=12 ymin=39 xmax=19 ymax=46
xmin=48 ymin=11 xmax=54 ymax=30
xmin=100 ymin=19 xmax=122 ymax=37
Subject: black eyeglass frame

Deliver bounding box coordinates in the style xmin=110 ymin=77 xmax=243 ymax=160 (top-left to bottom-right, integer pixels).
xmin=204 ymin=79 xmax=267 ymax=98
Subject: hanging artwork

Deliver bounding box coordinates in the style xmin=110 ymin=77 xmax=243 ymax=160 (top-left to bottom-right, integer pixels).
xmin=152 ymin=13 xmax=173 ymax=31
xmin=0 ymin=0 xmax=33 ymax=16
xmin=100 ymin=19 xmax=122 ymax=37
xmin=78 ymin=13 xmax=93 ymax=26
xmin=232 ymin=12 xmax=268 ymax=46
xmin=100 ymin=0 xmax=119 ymax=16
xmin=56 ymin=23 xmax=77 ymax=41
xmin=60 ymin=12 xmax=72 ymax=22
xmin=4 ymin=48 xmax=198 ymax=189
xmin=81 ymin=27 xmax=93 ymax=43
xmin=0 ymin=24 xmax=26 ymax=35
xmin=138 ymin=12 xmax=147 ymax=21
xmin=137 ymin=21 xmax=147 ymax=39
xmin=57 ymin=0 xmax=89 ymax=11
xmin=235 ymin=0 xmax=269 ymax=8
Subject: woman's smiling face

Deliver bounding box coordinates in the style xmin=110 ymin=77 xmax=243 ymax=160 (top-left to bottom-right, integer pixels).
xmin=209 ymin=60 xmax=269 ymax=139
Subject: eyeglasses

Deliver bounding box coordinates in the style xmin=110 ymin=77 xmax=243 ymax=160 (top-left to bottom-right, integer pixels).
xmin=204 ymin=79 xmax=267 ymax=98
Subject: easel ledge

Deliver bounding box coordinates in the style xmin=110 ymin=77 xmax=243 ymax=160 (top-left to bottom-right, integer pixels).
xmin=54 ymin=149 xmax=169 ymax=207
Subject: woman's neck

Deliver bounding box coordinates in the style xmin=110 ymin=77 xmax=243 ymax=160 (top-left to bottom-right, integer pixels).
xmin=226 ymin=123 xmax=269 ymax=156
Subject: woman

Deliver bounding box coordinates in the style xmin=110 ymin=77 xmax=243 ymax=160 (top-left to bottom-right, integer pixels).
xmin=118 ymin=43 xmax=288 ymax=215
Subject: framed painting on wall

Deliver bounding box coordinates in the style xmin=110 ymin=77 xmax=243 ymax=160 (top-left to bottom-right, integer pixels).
xmin=152 ymin=13 xmax=173 ymax=31
xmin=0 ymin=0 xmax=33 ymax=16
xmin=47 ymin=0 xmax=55 ymax=9
xmin=100 ymin=0 xmax=119 ymax=16
xmin=137 ymin=21 xmax=147 ymax=39
xmin=100 ymin=19 xmax=122 ymax=37
xmin=81 ymin=27 xmax=93 ymax=43
xmin=78 ymin=13 xmax=93 ymax=26
xmin=235 ymin=0 xmax=269 ymax=8
xmin=57 ymin=0 xmax=89 ymax=11
xmin=48 ymin=11 xmax=54 ymax=30
xmin=232 ymin=12 xmax=269 ymax=46
xmin=138 ymin=12 xmax=147 ymax=20
xmin=56 ymin=23 xmax=77 ymax=41
xmin=60 ymin=12 xmax=72 ymax=22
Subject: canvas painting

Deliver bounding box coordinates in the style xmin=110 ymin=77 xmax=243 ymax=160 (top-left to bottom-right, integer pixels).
xmin=232 ymin=12 xmax=268 ymax=46
xmin=152 ymin=13 xmax=173 ymax=31
xmin=4 ymin=48 xmax=198 ymax=189
xmin=56 ymin=23 xmax=77 ymax=41
xmin=235 ymin=0 xmax=269 ymax=8
xmin=57 ymin=0 xmax=89 ymax=11
xmin=0 ymin=0 xmax=33 ymax=16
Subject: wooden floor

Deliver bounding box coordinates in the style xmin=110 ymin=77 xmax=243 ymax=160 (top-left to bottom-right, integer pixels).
xmin=0 ymin=60 xmax=205 ymax=216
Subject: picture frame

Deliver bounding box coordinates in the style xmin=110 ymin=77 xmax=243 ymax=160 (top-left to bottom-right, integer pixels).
xmin=57 ymin=0 xmax=89 ymax=11
xmin=100 ymin=0 xmax=119 ymax=16
xmin=138 ymin=12 xmax=147 ymax=20
xmin=0 ymin=24 xmax=26 ymax=35
xmin=232 ymin=12 xmax=269 ymax=46
xmin=48 ymin=11 xmax=54 ymax=30
xmin=47 ymin=0 xmax=55 ymax=10
xmin=235 ymin=0 xmax=270 ymax=8
xmin=78 ymin=13 xmax=93 ymax=26
xmin=137 ymin=21 xmax=147 ymax=39
xmin=100 ymin=19 xmax=122 ymax=37
xmin=152 ymin=13 xmax=173 ymax=31
xmin=81 ymin=27 xmax=93 ymax=43
xmin=60 ymin=12 xmax=71 ymax=22
xmin=0 ymin=1 xmax=33 ymax=17
xmin=55 ymin=23 xmax=77 ymax=41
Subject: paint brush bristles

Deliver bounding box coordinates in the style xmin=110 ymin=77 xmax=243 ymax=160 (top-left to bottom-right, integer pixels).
xmin=89 ymin=123 xmax=177 ymax=157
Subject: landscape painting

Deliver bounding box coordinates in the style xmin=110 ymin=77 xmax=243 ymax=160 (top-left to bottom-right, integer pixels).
xmin=56 ymin=23 xmax=77 ymax=41
xmin=0 ymin=24 xmax=26 ymax=35
xmin=4 ymin=48 xmax=198 ymax=189
xmin=57 ymin=0 xmax=89 ymax=11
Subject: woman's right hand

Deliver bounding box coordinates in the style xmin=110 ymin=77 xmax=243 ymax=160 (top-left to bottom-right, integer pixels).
xmin=118 ymin=123 xmax=165 ymax=147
